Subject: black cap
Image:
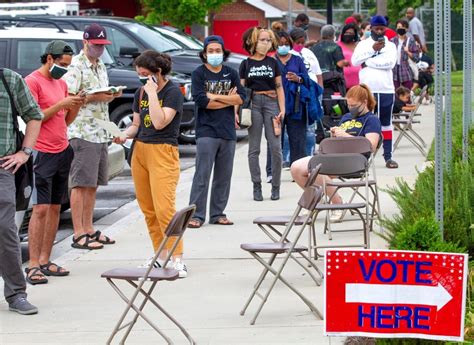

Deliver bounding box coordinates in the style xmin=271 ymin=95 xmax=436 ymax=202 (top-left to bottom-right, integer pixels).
xmin=203 ymin=35 xmax=225 ymax=49
xmin=44 ymin=40 xmax=74 ymax=55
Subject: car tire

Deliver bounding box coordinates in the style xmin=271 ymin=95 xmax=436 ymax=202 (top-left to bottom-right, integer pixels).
xmin=110 ymin=103 xmax=134 ymax=129
xmin=178 ymin=128 xmax=196 ymax=144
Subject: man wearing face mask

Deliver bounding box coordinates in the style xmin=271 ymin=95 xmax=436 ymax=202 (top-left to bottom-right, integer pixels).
xmin=64 ymin=24 xmax=120 ymax=249
xmin=351 ymin=15 xmax=398 ymax=169
xmin=294 ymin=13 xmax=310 ymax=33
xmin=188 ymin=36 xmax=246 ymax=228
xmin=24 ymin=41 xmax=84 ymax=283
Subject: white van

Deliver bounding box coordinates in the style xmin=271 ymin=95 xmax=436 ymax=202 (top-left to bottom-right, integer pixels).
xmin=0 ymin=2 xmax=79 ymax=17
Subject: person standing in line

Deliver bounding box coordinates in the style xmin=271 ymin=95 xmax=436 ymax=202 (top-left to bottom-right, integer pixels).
xmin=240 ymin=27 xmax=285 ymax=201
xmin=391 ymin=19 xmax=420 ymax=89
xmin=352 ymin=15 xmax=398 ymax=169
xmin=337 ymin=23 xmax=361 ymax=90
xmin=114 ymin=50 xmax=186 ymax=276
xmin=0 ymin=68 xmax=42 ymax=314
xmin=406 ymin=7 xmax=428 ymax=52
xmin=63 ymin=24 xmax=121 ymax=250
xmin=187 ymin=36 xmax=245 ymax=228
xmin=360 ymin=22 xmax=371 ymax=40
xmin=25 ymin=41 xmax=84 ymax=284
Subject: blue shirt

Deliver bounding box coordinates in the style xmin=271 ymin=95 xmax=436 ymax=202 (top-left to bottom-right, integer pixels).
xmin=339 ymin=112 xmax=381 ymax=137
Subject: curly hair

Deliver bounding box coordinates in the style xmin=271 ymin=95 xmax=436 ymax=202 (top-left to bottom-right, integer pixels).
xmin=133 ymin=50 xmax=172 ymax=76
xmin=346 ymin=84 xmax=376 ymax=112
xmin=242 ymin=27 xmax=278 ymax=55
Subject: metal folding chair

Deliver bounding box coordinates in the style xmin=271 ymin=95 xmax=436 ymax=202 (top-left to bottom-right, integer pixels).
xmin=392 ymin=86 xmax=428 ymax=156
xmin=240 ymin=186 xmax=324 ymax=325
xmin=318 ymin=136 xmax=382 ymax=233
xmin=101 ymin=205 xmax=197 ymax=345
xmin=308 ymin=153 xmax=370 ymax=258
xmin=253 ymin=165 xmax=324 ymax=265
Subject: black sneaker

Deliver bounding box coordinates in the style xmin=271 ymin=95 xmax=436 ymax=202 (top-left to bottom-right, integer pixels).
xmin=9 ymin=297 xmax=38 ymax=315
xmin=271 ymin=186 xmax=280 ymax=200
xmin=253 ymin=183 xmax=263 ymax=201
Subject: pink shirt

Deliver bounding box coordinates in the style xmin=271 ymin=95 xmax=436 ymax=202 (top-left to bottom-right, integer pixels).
xmin=25 ymin=70 xmax=69 ymax=153
xmin=337 ymin=42 xmax=361 ymax=90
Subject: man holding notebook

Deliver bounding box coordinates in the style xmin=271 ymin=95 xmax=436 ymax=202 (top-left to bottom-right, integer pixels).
xmin=63 ymin=23 xmax=121 ymax=249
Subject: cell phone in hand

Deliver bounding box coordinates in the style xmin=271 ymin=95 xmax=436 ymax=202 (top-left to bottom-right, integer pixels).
xmin=377 ymin=37 xmax=385 ymax=43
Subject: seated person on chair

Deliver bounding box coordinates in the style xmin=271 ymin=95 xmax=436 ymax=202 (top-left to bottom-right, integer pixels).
xmin=393 ymin=86 xmax=416 ymax=113
xmin=291 ymin=84 xmax=381 ymax=219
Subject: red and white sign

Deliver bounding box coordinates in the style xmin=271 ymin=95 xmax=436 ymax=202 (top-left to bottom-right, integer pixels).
xmin=324 ymin=249 xmax=468 ymax=341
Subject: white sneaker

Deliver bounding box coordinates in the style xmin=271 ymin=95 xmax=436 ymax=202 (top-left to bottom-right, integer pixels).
xmin=266 ymin=175 xmax=272 ymax=183
xmin=173 ymin=258 xmax=188 ymax=278
xmin=139 ymin=257 xmax=167 ymax=269
xmin=330 ymin=210 xmax=344 ymax=223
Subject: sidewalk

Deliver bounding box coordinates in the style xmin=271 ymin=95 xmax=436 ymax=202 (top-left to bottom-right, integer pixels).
xmin=0 ymin=104 xmax=435 ymax=345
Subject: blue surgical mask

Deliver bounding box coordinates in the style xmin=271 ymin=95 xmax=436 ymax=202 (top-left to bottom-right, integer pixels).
xmin=277 ymin=45 xmax=290 ymax=56
xmin=207 ymin=53 xmax=223 ymax=67
xmin=364 ymin=31 xmax=371 ymax=38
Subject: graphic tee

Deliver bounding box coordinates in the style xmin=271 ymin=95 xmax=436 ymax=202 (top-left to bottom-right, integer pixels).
xmin=239 ymin=56 xmax=281 ymax=92
xmin=132 ymin=81 xmax=183 ymax=146
xmin=25 ymin=70 xmax=69 ymax=153
xmin=191 ymin=64 xmax=246 ymax=140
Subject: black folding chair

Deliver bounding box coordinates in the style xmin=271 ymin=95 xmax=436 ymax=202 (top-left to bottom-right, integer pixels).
xmin=101 ymin=205 xmax=196 ymax=345
xmin=240 ymin=186 xmax=324 ymax=325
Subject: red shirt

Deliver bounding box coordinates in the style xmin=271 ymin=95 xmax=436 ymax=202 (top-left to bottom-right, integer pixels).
xmin=385 ymin=28 xmax=397 ymax=40
xmin=25 ymin=70 xmax=69 ymax=153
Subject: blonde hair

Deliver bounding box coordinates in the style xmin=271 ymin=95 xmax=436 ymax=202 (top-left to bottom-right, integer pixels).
xmin=271 ymin=21 xmax=284 ymax=33
xmin=346 ymin=84 xmax=376 ymax=111
xmin=242 ymin=27 xmax=278 ymax=55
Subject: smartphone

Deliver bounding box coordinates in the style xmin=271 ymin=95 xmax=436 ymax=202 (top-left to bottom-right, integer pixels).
xmin=151 ymin=75 xmax=157 ymax=83
xmin=377 ymin=36 xmax=385 ymax=43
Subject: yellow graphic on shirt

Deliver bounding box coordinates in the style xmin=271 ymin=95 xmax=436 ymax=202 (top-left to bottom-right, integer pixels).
xmin=144 ymin=114 xmax=152 ymax=128
xmin=340 ymin=119 xmax=363 ymax=131
xmin=140 ymin=98 xmax=163 ymax=128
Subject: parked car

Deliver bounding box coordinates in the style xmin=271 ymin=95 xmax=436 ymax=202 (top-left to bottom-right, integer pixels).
xmin=5 ymin=15 xmax=247 ymax=143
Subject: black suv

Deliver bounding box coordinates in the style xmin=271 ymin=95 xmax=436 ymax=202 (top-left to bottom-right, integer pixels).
xmin=5 ymin=15 xmax=246 ymax=143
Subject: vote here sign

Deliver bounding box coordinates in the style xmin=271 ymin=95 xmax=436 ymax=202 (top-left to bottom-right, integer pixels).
xmin=324 ymin=250 xmax=468 ymax=341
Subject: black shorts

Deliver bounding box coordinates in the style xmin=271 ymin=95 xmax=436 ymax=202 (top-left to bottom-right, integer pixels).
xmin=31 ymin=145 xmax=74 ymax=205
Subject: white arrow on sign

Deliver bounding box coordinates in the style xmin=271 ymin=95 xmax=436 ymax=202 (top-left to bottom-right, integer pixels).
xmin=345 ymin=283 xmax=453 ymax=311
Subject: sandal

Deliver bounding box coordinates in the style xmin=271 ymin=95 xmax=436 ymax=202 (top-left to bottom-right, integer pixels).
xmin=25 ymin=267 xmax=48 ymax=285
xmin=385 ymin=159 xmax=399 ymax=169
xmin=71 ymin=234 xmax=104 ymax=250
xmin=211 ymin=217 xmax=234 ymax=225
xmin=90 ymin=230 xmax=116 ymax=245
xmin=187 ymin=219 xmax=203 ymax=228
xmin=40 ymin=261 xmax=70 ymax=277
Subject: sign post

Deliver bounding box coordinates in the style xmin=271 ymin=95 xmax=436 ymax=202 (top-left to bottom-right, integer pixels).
xmin=325 ymin=249 xmax=468 ymax=341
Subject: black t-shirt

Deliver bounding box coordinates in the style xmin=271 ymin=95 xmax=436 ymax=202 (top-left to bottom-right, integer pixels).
xmin=191 ymin=64 xmax=246 ymax=140
xmin=311 ymin=40 xmax=344 ymax=73
xmin=132 ymin=81 xmax=183 ymax=146
xmin=239 ymin=56 xmax=281 ymax=92
xmin=393 ymin=97 xmax=406 ymax=114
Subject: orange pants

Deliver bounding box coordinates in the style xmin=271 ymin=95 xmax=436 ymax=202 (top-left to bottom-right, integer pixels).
xmin=131 ymin=141 xmax=182 ymax=254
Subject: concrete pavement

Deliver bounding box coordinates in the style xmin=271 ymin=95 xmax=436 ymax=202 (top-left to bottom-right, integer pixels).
xmin=0 ymin=104 xmax=435 ymax=344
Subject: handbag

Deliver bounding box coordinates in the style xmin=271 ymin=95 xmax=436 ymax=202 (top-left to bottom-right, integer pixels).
xmin=0 ymin=69 xmax=34 ymax=211
xmin=239 ymin=59 xmax=252 ymax=128
xmin=406 ymin=37 xmax=419 ymax=81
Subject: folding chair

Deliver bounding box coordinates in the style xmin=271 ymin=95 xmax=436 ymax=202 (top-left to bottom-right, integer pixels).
xmin=240 ymin=186 xmax=324 ymax=325
xmin=252 ymin=165 xmax=325 ymax=266
xmin=308 ymin=153 xmax=370 ymax=258
xmin=101 ymin=205 xmax=197 ymax=345
xmin=392 ymin=86 xmax=428 ymax=156
xmin=318 ymin=136 xmax=382 ymax=233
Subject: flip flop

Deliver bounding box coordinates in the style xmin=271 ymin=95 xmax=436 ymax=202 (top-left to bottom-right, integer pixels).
xmin=71 ymin=234 xmax=104 ymax=250
xmin=40 ymin=261 xmax=70 ymax=277
xmin=25 ymin=267 xmax=48 ymax=285
xmin=385 ymin=159 xmax=399 ymax=169
xmin=188 ymin=219 xmax=203 ymax=228
xmin=90 ymin=230 xmax=116 ymax=245
xmin=211 ymin=217 xmax=234 ymax=225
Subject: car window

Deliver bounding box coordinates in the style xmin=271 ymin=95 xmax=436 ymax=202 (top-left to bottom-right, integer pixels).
xmin=123 ymin=23 xmax=181 ymax=53
xmin=0 ymin=41 xmax=8 ymax=66
xmin=103 ymin=26 xmax=141 ymax=58
xmin=157 ymin=29 xmax=202 ymax=50
xmin=16 ymin=40 xmax=78 ymax=69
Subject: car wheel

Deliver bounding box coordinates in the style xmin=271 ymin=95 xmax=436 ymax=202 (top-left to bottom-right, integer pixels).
xmin=178 ymin=128 xmax=196 ymax=144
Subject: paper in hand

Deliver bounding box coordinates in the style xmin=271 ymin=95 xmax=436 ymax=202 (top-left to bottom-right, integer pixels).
xmin=95 ymin=118 xmax=125 ymax=139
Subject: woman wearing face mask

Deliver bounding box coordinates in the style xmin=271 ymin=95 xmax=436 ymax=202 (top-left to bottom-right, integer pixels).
xmin=337 ymin=23 xmax=361 ymax=90
xmin=239 ymin=27 xmax=285 ymax=201
xmin=391 ymin=19 xmax=420 ymax=89
xmin=290 ymin=84 xmax=381 ymax=220
xmin=360 ymin=22 xmax=371 ymax=40
xmin=187 ymin=36 xmax=246 ymax=228
xmin=113 ymin=50 xmax=187 ymax=278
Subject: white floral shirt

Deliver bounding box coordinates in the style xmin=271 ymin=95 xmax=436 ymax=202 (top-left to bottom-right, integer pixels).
xmin=63 ymin=50 xmax=110 ymax=143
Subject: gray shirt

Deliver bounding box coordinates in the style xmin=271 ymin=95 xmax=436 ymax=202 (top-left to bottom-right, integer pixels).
xmin=409 ymin=16 xmax=426 ymax=45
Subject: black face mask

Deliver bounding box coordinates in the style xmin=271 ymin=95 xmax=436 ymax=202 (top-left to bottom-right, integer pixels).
xmin=301 ymin=24 xmax=309 ymax=31
xmin=371 ymin=31 xmax=385 ymax=41
xmin=342 ymin=35 xmax=355 ymax=44
xmin=397 ymin=28 xmax=407 ymax=36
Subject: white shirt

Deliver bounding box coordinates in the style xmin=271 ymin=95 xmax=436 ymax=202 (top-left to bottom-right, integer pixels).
xmin=351 ymin=36 xmax=397 ymax=94
xmin=290 ymin=47 xmax=322 ymax=84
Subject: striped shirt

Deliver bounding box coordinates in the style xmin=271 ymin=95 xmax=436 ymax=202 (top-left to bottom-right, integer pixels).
xmin=0 ymin=69 xmax=43 ymax=157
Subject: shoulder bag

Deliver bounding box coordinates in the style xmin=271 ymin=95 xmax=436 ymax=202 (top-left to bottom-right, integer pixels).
xmin=240 ymin=59 xmax=253 ymax=128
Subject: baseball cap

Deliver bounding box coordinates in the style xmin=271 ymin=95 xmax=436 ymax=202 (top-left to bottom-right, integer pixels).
xmin=203 ymin=35 xmax=225 ymax=49
xmin=83 ymin=23 xmax=111 ymax=45
xmin=44 ymin=40 xmax=74 ymax=55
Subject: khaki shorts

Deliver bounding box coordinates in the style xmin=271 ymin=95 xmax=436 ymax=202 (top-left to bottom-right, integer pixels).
xmin=69 ymin=138 xmax=108 ymax=188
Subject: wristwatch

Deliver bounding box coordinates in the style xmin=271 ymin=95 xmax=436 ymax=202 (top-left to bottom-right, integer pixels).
xmin=21 ymin=147 xmax=33 ymax=156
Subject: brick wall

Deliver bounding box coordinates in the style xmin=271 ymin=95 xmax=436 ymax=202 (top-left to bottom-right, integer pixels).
xmin=213 ymin=0 xmax=267 ymax=27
